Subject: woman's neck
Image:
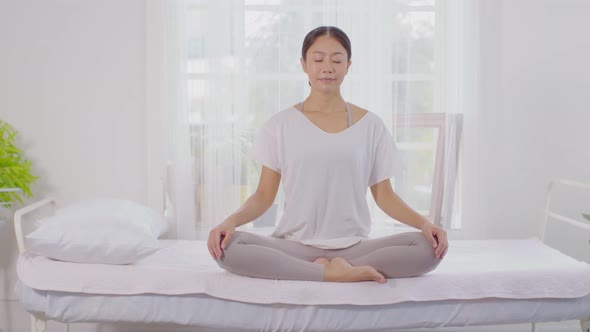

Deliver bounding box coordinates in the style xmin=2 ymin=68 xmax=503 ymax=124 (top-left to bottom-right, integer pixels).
xmin=304 ymin=91 xmax=346 ymax=113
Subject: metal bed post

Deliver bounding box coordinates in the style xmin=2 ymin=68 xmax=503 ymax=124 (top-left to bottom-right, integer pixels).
xmin=14 ymin=197 xmax=70 ymax=332
xmin=31 ymin=315 xmax=46 ymax=332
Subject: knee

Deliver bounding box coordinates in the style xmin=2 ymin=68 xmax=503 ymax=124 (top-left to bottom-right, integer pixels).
xmin=221 ymin=231 xmax=245 ymax=250
xmin=215 ymin=246 xmax=236 ymax=270
xmin=411 ymin=232 xmax=434 ymax=250
xmin=215 ymin=231 xmax=253 ymax=271
xmin=217 ymin=231 xmax=248 ymax=259
xmin=409 ymin=232 xmax=441 ymax=275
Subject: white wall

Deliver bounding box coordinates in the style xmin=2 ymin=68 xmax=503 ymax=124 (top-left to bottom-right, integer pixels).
xmin=0 ymin=0 xmax=147 ymax=330
xmin=0 ymin=1 xmax=148 ymax=206
xmin=475 ymin=0 xmax=590 ymax=239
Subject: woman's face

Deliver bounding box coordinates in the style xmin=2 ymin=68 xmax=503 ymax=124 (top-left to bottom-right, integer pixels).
xmin=301 ymin=35 xmax=351 ymax=93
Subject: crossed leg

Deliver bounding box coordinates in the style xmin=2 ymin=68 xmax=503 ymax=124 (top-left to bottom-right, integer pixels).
xmin=326 ymin=231 xmax=442 ymax=278
xmin=216 ymin=231 xmax=440 ymax=282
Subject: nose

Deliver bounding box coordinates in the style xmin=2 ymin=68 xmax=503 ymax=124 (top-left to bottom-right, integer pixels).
xmin=321 ymin=65 xmax=333 ymax=73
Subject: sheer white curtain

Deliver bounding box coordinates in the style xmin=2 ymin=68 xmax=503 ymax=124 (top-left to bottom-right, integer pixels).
xmin=146 ymin=1 xmax=196 ymax=239
xmin=148 ymin=0 xmax=471 ymax=238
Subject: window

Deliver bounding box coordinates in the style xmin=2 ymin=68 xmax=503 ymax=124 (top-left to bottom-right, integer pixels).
xmin=179 ymin=0 xmax=461 ymax=232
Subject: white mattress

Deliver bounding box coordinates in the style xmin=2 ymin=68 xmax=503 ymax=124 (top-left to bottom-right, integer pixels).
xmin=17 ymin=238 xmax=590 ymax=305
xmin=15 ymin=282 xmax=590 ymax=331
xmin=15 ymin=237 xmax=590 ymax=330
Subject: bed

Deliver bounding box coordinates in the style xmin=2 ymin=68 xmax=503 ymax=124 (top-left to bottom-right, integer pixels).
xmin=12 ymin=179 xmax=590 ymax=332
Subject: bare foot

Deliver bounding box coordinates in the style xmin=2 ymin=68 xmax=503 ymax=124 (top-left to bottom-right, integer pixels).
xmin=313 ymin=257 xmax=330 ymax=265
xmin=324 ymin=257 xmax=386 ymax=284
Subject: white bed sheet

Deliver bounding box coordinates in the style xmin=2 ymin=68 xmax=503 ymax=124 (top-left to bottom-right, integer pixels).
xmin=17 ymin=237 xmax=590 ymax=306
xmin=15 ymin=282 xmax=590 ymax=331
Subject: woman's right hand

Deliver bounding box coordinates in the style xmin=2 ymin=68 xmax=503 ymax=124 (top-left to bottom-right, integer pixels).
xmin=207 ymin=219 xmax=236 ymax=260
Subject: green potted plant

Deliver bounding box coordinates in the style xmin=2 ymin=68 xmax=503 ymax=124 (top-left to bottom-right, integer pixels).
xmin=583 ymin=213 xmax=590 ymax=222
xmin=0 ymin=120 xmax=38 ymax=207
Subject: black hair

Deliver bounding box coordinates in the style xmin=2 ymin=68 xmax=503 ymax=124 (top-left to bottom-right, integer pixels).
xmin=301 ymin=26 xmax=351 ymax=61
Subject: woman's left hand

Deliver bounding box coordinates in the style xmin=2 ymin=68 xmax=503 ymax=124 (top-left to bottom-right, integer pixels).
xmin=420 ymin=222 xmax=448 ymax=259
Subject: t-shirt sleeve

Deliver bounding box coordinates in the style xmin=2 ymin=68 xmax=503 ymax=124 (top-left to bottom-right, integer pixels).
xmin=248 ymin=122 xmax=281 ymax=174
xmin=368 ymin=127 xmax=398 ymax=187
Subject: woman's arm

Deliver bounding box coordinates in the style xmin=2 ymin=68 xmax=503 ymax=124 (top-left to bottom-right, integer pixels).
xmin=208 ymin=166 xmax=281 ymax=259
xmin=370 ymin=179 xmax=448 ymax=259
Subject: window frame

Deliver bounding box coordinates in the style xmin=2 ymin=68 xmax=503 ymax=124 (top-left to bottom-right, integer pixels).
xmin=394 ymin=112 xmax=447 ymax=225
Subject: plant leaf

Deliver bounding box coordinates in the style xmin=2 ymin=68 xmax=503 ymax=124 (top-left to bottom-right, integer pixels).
xmin=0 ymin=120 xmax=38 ymax=205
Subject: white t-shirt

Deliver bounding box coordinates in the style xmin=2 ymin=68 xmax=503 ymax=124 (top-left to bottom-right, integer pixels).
xmin=248 ymin=106 xmax=398 ymax=249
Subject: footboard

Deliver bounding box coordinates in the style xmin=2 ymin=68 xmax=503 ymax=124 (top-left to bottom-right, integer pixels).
xmin=540 ymin=179 xmax=590 ymax=262
xmin=535 ymin=179 xmax=590 ymax=332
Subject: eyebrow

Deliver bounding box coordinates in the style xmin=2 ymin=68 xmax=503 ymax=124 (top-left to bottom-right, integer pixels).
xmin=312 ymin=51 xmax=345 ymax=56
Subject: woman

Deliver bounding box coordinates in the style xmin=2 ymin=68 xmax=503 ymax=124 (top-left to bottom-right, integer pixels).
xmin=207 ymin=26 xmax=448 ymax=283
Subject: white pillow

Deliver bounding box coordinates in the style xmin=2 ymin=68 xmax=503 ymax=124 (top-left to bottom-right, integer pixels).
xmin=25 ymin=198 xmax=168 ymax=264
xmin=53 ymin=198 xmax=169 ymax=237
xmin=26 ymin=219 xmax=159 ymax=264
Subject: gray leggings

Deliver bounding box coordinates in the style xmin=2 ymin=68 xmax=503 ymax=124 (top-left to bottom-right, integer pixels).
xmin=216 ymin=231 xmax=441 ymax=281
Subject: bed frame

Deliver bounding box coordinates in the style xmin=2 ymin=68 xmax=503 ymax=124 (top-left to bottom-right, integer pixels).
xmin=13 ymin=178 xmax=590 ymax=332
